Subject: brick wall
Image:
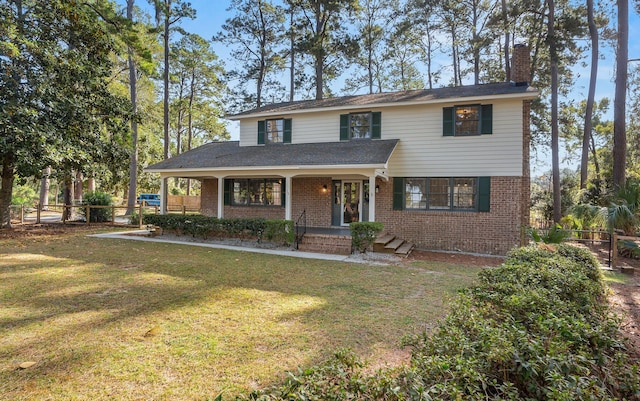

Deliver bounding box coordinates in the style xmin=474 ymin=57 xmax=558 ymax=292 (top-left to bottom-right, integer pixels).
xmin=297 ymin=234 xmax=351 ymax=255
xmin=200 ymin=178 xmax=217 ymax=216
xmin=291 ymin=177 xmax=333 ymax=226
xmin=376 ymin=177 xmax=525 ymax=255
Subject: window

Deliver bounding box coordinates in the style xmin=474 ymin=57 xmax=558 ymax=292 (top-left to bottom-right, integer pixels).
xmin=340 ymin=112 xmax=381 ymax=140
xmin=228 ymin=178 xmax=284 ymax=207
xmin=394 ymin=177 xmax=488 ymax=212
xmin=266 ymin=119 xmax=284 ymax=143
xmin=429 ymin=178 xmax=451 ymax=210
xmin=258 ymin=119 xmax=292 ymax=144
xmin=443 ymin=104 xmax=492 ymax=136
xmin=350 ymin=113 xmax=371 ymax=139
xmin=454 ymin=106 xmax=479 ymax=136
xmin=405 ymin=178 xmax=426 ymax=209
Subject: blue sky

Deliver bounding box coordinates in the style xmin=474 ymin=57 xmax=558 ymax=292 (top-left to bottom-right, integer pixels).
xmin=116 ymin=0 xmax=640 ymax=173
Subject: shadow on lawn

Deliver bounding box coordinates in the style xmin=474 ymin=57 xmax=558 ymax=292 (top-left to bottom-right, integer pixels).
xmin=0 ymin=234 xmax=470 ymax=398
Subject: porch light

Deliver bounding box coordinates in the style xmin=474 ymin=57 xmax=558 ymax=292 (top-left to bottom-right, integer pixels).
xmin=322 ymin=184 xmax=328 ymax=193
xmin=375 ymin=185 xmax=380 ymax=193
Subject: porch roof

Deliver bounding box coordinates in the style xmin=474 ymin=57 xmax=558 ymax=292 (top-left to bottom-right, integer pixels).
xmin=146 ymin=139 xmax=399 ymax=174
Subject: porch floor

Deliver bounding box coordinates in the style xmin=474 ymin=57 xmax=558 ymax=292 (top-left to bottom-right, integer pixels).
xmin=305 ymin=226 xmax=351 ymax=236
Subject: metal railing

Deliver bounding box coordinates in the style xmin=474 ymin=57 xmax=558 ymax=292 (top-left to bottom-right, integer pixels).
xmin=295 ymin=209 xmax=306 ymax=250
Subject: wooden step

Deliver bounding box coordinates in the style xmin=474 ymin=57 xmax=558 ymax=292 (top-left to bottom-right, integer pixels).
xmin=384 ymin=238 xmax=405 ymax=252
xmin=374 ymin=234 xmax=396 ymax=252
xmin=395 ymin=242 xmax=415 ymax=257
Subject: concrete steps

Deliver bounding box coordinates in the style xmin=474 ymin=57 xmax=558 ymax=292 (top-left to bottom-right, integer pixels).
xmin=374 ymin=233 xmax=415 ymax=257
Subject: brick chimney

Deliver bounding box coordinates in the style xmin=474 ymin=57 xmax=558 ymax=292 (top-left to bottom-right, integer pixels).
xmin=510 ymin=44 xmax=530 ymax=86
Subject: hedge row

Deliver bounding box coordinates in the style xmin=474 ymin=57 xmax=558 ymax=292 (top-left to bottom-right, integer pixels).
xmin=227 ymin=244 xmax=639 ymax=401
xmin=142 ymin=214 xmax=295 ymax=245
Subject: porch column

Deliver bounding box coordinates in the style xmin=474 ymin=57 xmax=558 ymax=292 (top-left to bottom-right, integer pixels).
xmin=159 ymin=177 xmax=167 ymax=215
xmin=285 ymin=176 xmax=292 ymax=220
xmin=217 ymin=176 xmax=225 ymax=219
xmin=368 ymin=175 xmax=376 ymax=222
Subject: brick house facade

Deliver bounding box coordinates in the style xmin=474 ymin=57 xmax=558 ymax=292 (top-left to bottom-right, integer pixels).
xmin=147 ymin=46 xmax=536 ymax=255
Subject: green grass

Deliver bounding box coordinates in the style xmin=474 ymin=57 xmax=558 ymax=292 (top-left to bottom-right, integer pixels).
xmin=602 ymin=270 xmax=633 ymax=284
xmin=0 ymin=228 xmax=482 ymax=400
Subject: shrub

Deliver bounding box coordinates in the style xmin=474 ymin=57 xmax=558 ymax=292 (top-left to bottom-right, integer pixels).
xmin=79 ymin=191 xmax=113 ymax=222
xmin=141 ymin=214 xmax=294 ymax=246
xmin=224 ymin=244 xmax=639 ymax=401
xmin=350 ymin=222 xmax=383 ymax=253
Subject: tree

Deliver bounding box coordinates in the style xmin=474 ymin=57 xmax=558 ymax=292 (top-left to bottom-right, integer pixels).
xmin=126 ymin=0 xmax=140 ymax=215
xmin=0 ymin=0 xmax=132 ymax=227
xmin=613 ymin=0 xmax=628 ymax=189
xmin=151 ymin=0 xmax=194 ymax=161
xmin=288 ymin=0 xmax=360 ymax=100
xmin=581 ymin=0 xmax=599 ymax=189
xmin=216 ymin=0 xmax=286 ymax=109
xmin=547 ymin=0 xmax=562 ymax=223
xmin=343 ymin=0 xmax=395 ymax=94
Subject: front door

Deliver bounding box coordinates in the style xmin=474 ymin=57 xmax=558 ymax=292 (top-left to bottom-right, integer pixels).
xmin=341 ymin=181 xmax=361 ymax=226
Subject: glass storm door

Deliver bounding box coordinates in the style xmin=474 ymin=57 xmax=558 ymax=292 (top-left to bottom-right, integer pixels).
xmin=341 ymin=181 xmax=361 ymax=226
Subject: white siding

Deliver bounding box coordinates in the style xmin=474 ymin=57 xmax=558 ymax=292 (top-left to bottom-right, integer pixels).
xmin=238 ymin=98 xmax=525 ymax=177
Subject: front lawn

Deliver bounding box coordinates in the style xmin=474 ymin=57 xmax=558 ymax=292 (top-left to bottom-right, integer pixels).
xmin=0 ymin=227 xmax=482 ymax=400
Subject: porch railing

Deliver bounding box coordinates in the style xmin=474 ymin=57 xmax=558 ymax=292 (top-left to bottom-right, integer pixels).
xmin=295 ymin=209 xmax=307 ymax=250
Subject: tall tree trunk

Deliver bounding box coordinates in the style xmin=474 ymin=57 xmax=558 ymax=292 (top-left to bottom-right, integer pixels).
xmin=590 ymin=133 xmax=601 ymax=182
xmin=163 ymin=0 xmax=171 ymax=160
xmin=74 ymin=171 xmax=83 ymax=202
xmin=289 ymin=7 xmax=295 ymax=102
xmin=87 ymin=177 xmax=95 ymax=192
xmin=501 ymin=0 xmax=510 ymax=81
xmin=126 ymin=0 xmax=139 ymax=215
xmin=39 ymin=166 xmax=51 ymax=211
xmin=0 ymin=153 xmax=16 ymax=228
xmin=451 ymin=24 xmax=459 ymax=86
xmin=186 ymin=68 xmax=195 ymax=196
xmin=581 ymin=0 xmax=598 ymax=189
xmin=548 ymin=0 xmax=561 ymax=223
xmin=62 ymin=174 xmax=74 ymax=221
xmin=613 ymin=0 xmax=628 ymax=189
xmin=314 ymin=3 xmax=324 ymax=100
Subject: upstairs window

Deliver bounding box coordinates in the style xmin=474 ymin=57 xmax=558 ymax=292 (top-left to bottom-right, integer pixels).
xmin=266 ymin=119 xmax=284 ymax=143
xmin=350 ymin=113 xmax=371 ymax=139
xmin=340 ymin=112 xmax=381 ymax=140
xmin=258 ymin=119 xmax=292 ymax=144
xmin=443 ymin=104 xmax=493 ymax=136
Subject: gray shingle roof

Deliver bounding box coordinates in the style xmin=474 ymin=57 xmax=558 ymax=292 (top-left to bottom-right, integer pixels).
xmin=229 ymin=83 xmax=536 ymax=119
xmin=146 ymin=139 xmax=399 ymax=171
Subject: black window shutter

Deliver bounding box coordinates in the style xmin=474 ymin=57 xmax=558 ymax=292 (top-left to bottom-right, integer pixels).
xmin=481 ymin=104 xmax=493 ymax=135
xmin=223 ymin=179 xmax=232 ymax=205
xmin=443 ymin=107 xmax=454 ymax=136
xmin=257 ymin=120 xmax=266 ymax=144
xmin=393 ymin=177 xmax=404 ymax=210
xmin=478 ymin=177 xmax=490 ymax=212
xmin=283 ymin=118 xmax=292 ymax=143
xmin=371 ymin=112 xmax=381 ymax=139
xmin=340 ymin=114 xmax=349 ymax=140
xmin=281 ymin=179 xmax=286 ymax=207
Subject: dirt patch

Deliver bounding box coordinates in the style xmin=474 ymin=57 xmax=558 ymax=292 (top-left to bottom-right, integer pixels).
xmin=608 ymin=277 xmax=640 ymax=361
xmin=408 ymin=249 xmax=503 ymax=267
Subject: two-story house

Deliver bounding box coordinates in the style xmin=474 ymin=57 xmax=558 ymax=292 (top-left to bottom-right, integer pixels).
xmin=147 ymin=45 xmax=537 ymax=255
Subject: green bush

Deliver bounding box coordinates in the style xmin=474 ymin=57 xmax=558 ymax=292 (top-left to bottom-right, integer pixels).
xmin=79 ymin=191 xmax=113 ymax=222
xmin=141 ymin=214 xmax=294 ymax=246
xmin=224 ymin=244 xmax=639 ymax=401
xmin=350 ymin=222 xmax=384 ymax=253
xmin=264 ymin=219 xmax=295 ymax=245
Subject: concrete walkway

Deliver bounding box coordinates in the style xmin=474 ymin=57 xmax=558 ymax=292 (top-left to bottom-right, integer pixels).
xmin=89 ymin=230 xmax=392 ymax=264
